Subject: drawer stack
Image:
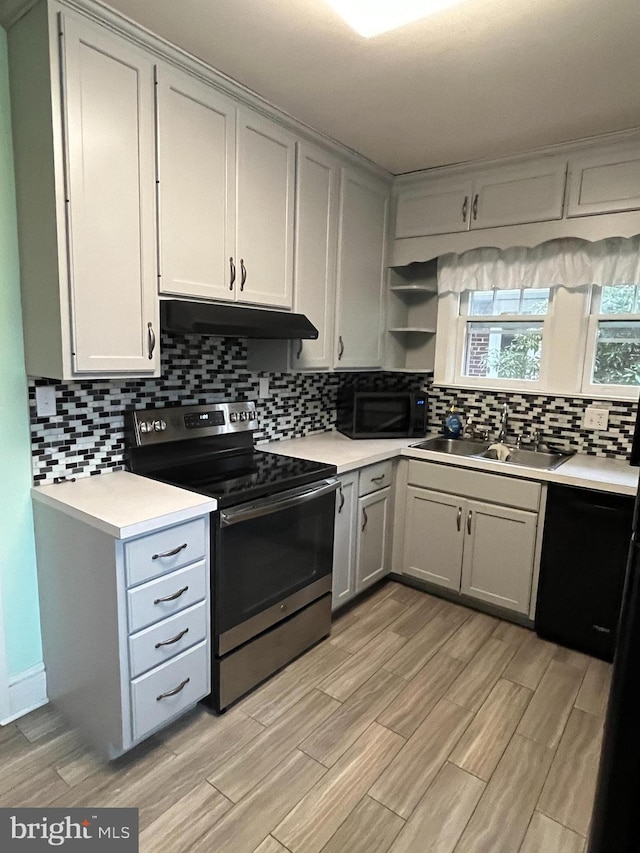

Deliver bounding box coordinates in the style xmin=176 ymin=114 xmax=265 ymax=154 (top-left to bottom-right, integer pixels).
xmin=123 ymin=517 xmax=210 ymax=741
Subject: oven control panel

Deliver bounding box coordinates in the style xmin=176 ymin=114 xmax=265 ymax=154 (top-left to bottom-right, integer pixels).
xmin=128 ymin=402 xmax=258 ymax=446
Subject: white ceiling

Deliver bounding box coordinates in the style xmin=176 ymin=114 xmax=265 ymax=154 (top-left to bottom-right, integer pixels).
xmin=104 ymin=0 xmax=640 ymax=174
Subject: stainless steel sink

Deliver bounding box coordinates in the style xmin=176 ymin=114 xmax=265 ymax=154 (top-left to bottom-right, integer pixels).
xmin=474 ymin=446 xmax=573 ymax=471
xmin=412 ymin=436 xmax=574 ymax=470
xmin=412 ymin=437 xmax=492 ymax=456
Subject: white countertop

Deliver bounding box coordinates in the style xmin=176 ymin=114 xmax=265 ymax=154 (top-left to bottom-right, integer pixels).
xmin=258 ymin=432 xmax=418 ymax=474
xmin=259 ymin=431 xmax=640 ymax=496
xmin=32 ymin=471 xmax=217 ymax=539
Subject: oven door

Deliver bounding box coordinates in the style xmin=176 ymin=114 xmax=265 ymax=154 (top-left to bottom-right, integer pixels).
xmin=214 ymin=478 xmax=338 ymax=655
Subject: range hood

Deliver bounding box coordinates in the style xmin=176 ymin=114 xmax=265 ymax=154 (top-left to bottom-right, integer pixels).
xmin=161 ymin=300 xmax=318 ymax=340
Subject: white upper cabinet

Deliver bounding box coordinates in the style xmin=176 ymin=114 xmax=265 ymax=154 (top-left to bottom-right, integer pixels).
xmin=395 ymin=177 xmax=472 ymax=238
xmin=292 ymin=142 xmax=340 ymax=370
xmin=156 ymin=68 xmax=236 ymax=302
xmin=335 ymin=167 xmax=389 ymax=369
xmin=9 ymin=6 xmax=159 ymax=378
xmin=236 ymin=108 xmax=295 ymax=308
xmin=156 ymin=74 xmax=295 ymax=309
xmin=395 ymin=158 xmax=567 ymax=239
xmin=567 ymin=144 xmax=640 ymax=217
xmin=471 ymin=159 xmax=567 ymax=229
xmin=63 ymin=17 xmax=159 ymax=374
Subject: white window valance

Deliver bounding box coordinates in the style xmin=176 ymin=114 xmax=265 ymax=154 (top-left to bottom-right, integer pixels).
xmin=437 ymin=235 xmax=640 ymax=293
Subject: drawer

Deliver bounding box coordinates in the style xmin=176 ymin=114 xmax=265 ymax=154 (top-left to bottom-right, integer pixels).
xmin=359 ymin=460 xmax=394 ymax=496
xmin=128 ymin=601 xmax=208 ymax=679
xmin=131 ymin=641 xmax=209 ymax=742
xmin=407 ymin=460 xmax=541 ymax=511
xmin=125 ymin=517 xmax=206 ymax=587
xmin=127 ymin=561 xmax=207 ymax=633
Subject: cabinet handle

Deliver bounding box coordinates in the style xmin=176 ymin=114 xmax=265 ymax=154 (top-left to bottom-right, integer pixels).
xmin=338 ymin=336 xmax=344 ymax=360
xmin=155 ymin=627 xmax=189 ymax=649
xmin=593 ymin=625 xmax=612 ymax=634
xmin=467 ymin=510 xmax=472 ymax=534
xmin=462 ymin=195 xmax=468 ymax=223
xmin=472 ymin=193 xmax=479 ymax=221
xmin=456 ymin=506 xmax=462 ymax=531
xmin=338 ymin=485 xmax=345 ymax=513
xmin=156 ymin=677 xmax=190 ymax=701
xmin=147 ymin=322 xmax=156 ymax=360
xmin=240 ymin=259 xmax=247 ymax=291
xmin=361 ymin=507 xmax=368 ymax=531
xmin=152 ymin=543 xmax=188 ymax=560
xmin=154 ymin=585 xmax=189 ymax=605
xmin=296 ymin=339 xmax=303 ymax=359
xmin=371 ymin=475 xmax=385 ymax=483
xmin=229 ymin=257 xmax=236 ymax=290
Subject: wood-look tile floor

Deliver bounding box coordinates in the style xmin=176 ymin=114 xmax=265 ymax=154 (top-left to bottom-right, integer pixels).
xmin=0 ymin=581 xmax=611 ymax=853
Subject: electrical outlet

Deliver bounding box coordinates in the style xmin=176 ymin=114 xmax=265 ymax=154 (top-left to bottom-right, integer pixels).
xmin=583 ymin=405 xmax=609 ymax=431
xmin=35 ymin=385 xmax=57 ymax=417
xmin=259 ymin=377 xmax=270 ymax=399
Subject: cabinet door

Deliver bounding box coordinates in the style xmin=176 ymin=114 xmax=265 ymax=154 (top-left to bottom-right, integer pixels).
xmin=236 ymin=108 xmax=295 ymax=308
xmin=335 ymin=167 xmax=389 ymax=368
xmin=292 ymin=142 xmax=340 ymax=370
xmin=567 ymin=145 xmax=640 ymax=217
xmin=472 ymin=159 xmax=567 ymax=230
xmin=356 ymin=487 xmax=391 ymax=591
xmin=62 ymin=16 xmax=158 ymax=374
xmin=332 ymin=472 xmax=358 ymax=610
xmin=395 ymin=177 xmax=472 ymax=238
xmin=461 ymin=500 xmax=536 ymax=615
xmin=156 ymin=66 xmax=236 ymax=301
xmin=402 ymin=487 xmax=464 ymax=592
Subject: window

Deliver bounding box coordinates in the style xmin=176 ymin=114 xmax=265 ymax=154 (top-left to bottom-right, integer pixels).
xmin=458 ymin=288 xmax=551 ymax=386
xmin=584 ymin=285 xmax=640 ymax=391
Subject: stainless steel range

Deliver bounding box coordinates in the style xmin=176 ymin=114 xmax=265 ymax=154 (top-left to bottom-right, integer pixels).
xmin=126 ymin=402 xmax=337 ymax=711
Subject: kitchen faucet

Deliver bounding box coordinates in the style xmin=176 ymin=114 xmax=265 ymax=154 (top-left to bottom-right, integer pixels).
xmin=497 ymin=403 xmax=509 ymax=443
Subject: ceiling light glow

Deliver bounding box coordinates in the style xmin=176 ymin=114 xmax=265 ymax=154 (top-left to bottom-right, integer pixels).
xmin=324 ymin=0 xmax=470 ymax=38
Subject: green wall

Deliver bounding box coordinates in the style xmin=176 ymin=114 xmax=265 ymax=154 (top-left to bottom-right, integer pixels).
xmin=0 ymin=27 xmax=43 ymax=677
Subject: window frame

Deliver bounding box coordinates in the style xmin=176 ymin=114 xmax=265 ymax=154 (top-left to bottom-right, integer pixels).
xmin=452 ymin=289 xmax=554 ymax=392
xmin=581 ymin=285 xmax=640 ymax=399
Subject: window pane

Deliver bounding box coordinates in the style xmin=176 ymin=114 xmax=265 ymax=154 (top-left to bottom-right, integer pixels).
xmin=600 ymin=285 xmax=640 ymax=315
xmin=463 ymin=322 xmax=543 ymax=380
xmin=593 ymin=321 xmax=640 ymax=385
xmin=522 ymin=288 xmax=550 ymax=315
xmin=493 ymin=290 xmax=520 ymax=315
xmin=468 ymin=292 xmax=494 ymax=316
xmin=468 ymin=288 xmax=549 ymax=317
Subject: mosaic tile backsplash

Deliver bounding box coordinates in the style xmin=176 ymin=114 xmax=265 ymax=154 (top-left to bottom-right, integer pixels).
xmin=28 ymin=334 xmax=636 ymax=485
xmin=29 ymin=333 xmax=340 ymax=485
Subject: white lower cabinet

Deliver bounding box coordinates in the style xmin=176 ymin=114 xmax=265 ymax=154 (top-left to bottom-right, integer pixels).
xmin=32 ymin=501 xmax=212 ymax=759
xmin=332 ymin=462 xmax=393 ymax=610
xmin=356 ymin=487 xmax=391 ymax=590
xmin=401 ymin=462 xmax=540 ymax=616
xmin=332 ymin=472 xmax=358 ymax=609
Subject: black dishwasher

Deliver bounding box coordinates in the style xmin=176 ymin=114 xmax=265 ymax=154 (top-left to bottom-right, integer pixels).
xmin=535 ymin=484 xmax=633 ymax=661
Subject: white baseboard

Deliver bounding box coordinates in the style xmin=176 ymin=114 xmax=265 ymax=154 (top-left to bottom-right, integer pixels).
xmin=0 ymin=663 xmax=48 ymax=724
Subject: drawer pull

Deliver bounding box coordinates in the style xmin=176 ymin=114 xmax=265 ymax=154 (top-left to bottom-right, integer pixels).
xmin=156 ymin=677 xmax=190 ymax=701
xmin=155 ymin=627 xmax=190 ymax=649
xmin=371 ymin=474 xmax=386 ymax=483
xmin=152 ymin=543 xmax=188 ymax=561
xmin=154 ymin=585 xmax=189 ymax=605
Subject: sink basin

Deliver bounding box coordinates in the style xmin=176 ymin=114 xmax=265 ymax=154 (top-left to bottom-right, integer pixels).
xmin=412 ymin=436 xmax=574 ymax=471
xmin=413 ymin=437 xmax=492 ymax=456
xmin=473 ymin=446 xmax=573 ymax=471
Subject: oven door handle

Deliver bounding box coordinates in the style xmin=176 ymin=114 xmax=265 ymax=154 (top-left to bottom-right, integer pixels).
xmin=220 ymin=479 xmax=339 ymax=527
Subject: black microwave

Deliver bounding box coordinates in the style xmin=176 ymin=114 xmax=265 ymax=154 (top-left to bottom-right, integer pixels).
xmin=336 ymin=391 xmax=428 ymax=439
